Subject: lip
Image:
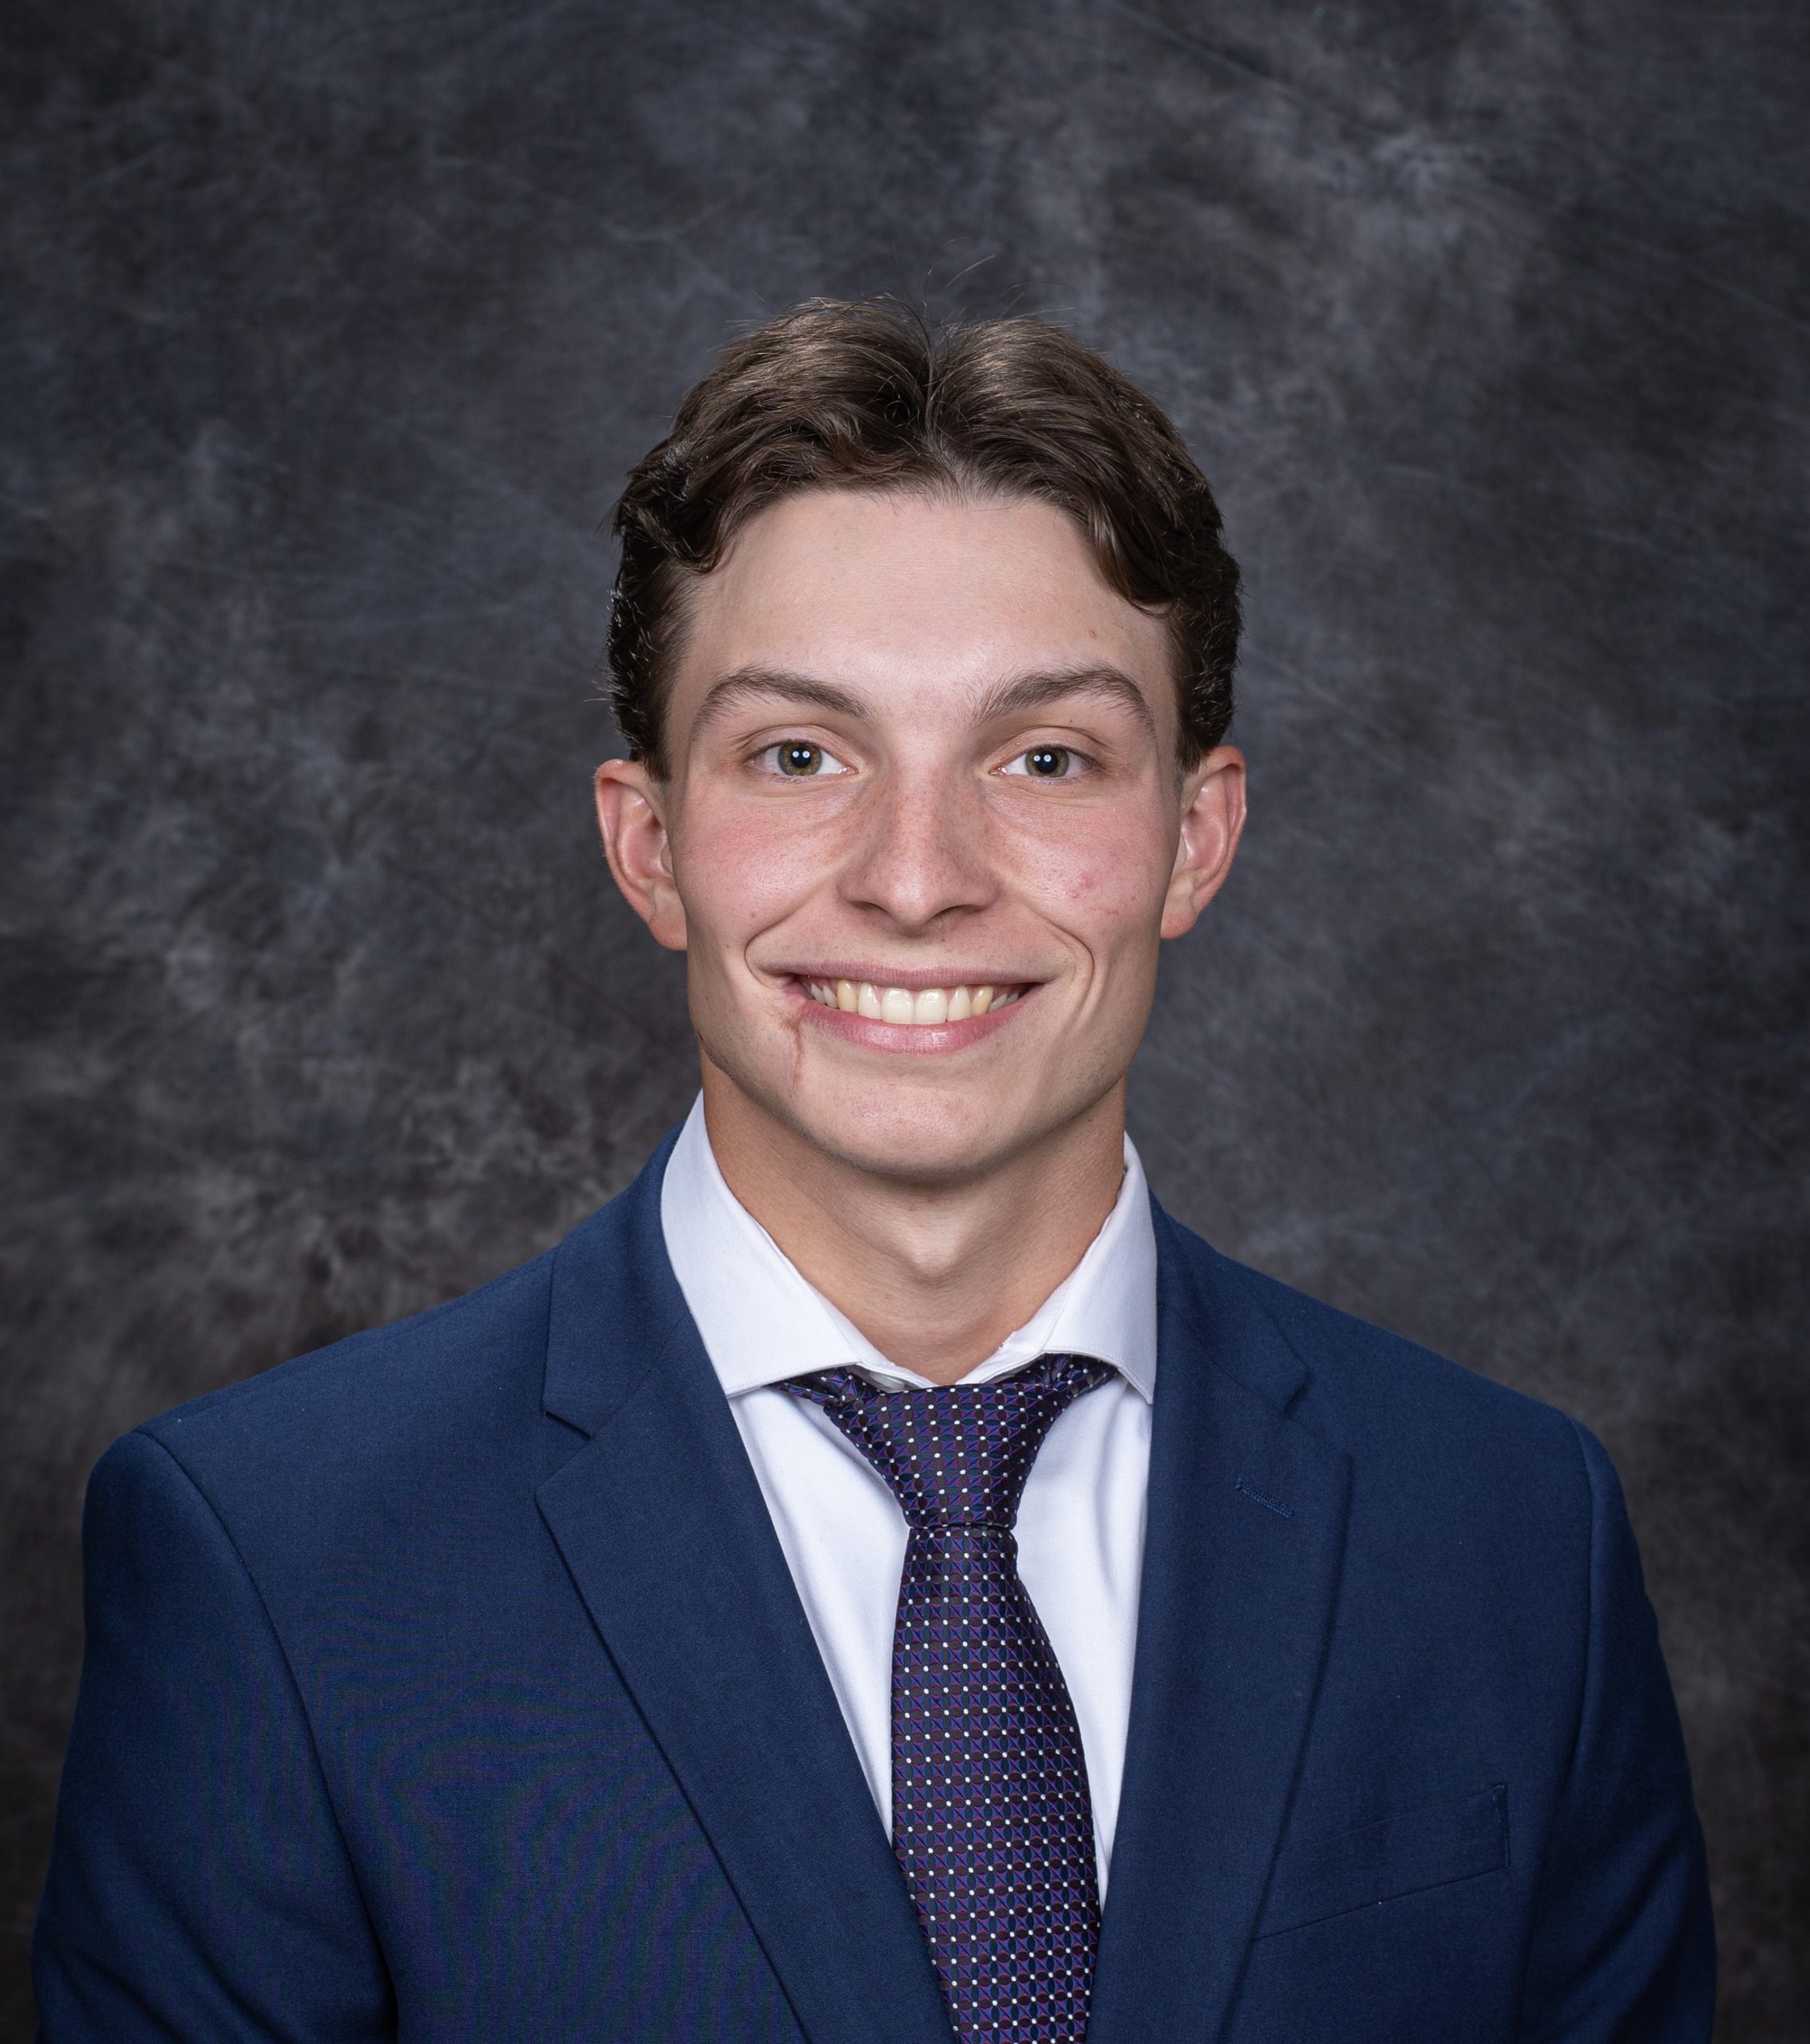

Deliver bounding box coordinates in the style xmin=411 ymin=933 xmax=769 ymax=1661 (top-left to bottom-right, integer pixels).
xmin=782 ymin=974 xmax=1040 ymax=1053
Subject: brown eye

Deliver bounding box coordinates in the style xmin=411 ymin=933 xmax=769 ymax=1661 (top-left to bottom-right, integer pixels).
xmin=758 ymin=739 xmax=850 ymax=779
xmin=1026 ymin=746 xmax=1070 ymax=778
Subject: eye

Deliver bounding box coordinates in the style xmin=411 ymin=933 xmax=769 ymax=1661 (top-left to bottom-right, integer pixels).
xmin=757 ymin=740 xmax=849 ymax=778
xmin=1002 ymin=744 xmax=1078 ymax=779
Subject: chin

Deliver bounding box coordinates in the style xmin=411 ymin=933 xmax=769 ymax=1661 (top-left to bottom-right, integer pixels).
xmin=775 ymin=1071 xmax=1080 ymax=1186
xmin=814 ymin=1116 xmax=1006 ymax=1185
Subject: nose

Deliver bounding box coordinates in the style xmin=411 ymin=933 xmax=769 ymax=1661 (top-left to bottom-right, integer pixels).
xmin=840 ymin=768 xmax=998 ymax=936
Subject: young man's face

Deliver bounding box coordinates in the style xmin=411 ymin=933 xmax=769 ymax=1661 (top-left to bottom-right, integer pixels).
xmin=597 ymin=488 xmax=1245 ymax=1185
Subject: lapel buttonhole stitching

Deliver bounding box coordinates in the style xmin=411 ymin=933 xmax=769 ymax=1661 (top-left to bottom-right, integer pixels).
xmin=1233 ymin=1475 xmax=1294 ymax=1519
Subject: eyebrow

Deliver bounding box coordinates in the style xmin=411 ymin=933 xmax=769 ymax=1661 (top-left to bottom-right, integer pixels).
xmin=692 ymin=667 xmax=869 ymax=733
xmin=692 ymin=662 xmax=1158 ymax=740
xmin=969 ymin=666 xmax=1158 ymax=740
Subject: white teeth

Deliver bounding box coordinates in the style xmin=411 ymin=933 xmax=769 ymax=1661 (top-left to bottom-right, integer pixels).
xmin=803 ymin=980 xmax=1026 ymax=1026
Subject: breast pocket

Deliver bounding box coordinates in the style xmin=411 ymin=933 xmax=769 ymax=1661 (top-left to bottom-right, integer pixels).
xmin=1254 ymin=1783 xmax=1508 ymax=1939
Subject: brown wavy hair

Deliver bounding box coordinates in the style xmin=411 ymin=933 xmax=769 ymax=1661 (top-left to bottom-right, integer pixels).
xmin=608 ymin=299 xmax=1241 ymax=775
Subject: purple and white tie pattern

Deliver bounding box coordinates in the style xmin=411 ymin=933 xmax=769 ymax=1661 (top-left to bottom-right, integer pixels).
xmin=785 ymin=1354 xmax=1112 ymax=2044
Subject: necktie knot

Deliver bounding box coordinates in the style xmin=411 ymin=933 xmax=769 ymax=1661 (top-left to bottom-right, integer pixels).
xmin=785 ymin=1353 xmax=1111 ymax=1532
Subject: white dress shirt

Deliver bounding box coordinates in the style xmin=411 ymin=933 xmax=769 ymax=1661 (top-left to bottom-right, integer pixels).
xmin=659 ymin=1095 xmax=1156 ymax=1889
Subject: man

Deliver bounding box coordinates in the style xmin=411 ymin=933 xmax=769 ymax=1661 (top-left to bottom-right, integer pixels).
xmin=36 ymin=300 xmax=1713 ymax=2041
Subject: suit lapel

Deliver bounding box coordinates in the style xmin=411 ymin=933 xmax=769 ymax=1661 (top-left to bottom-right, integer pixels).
xmin=1087 ymin=1204 xmax=1353 ymax=2044
xmin=535 ymin=1143 xmax=951 ymax=2044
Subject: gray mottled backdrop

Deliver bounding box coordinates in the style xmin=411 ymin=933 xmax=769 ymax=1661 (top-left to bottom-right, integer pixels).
xmin=3 ymin=0 xmax=1805 ymax=2034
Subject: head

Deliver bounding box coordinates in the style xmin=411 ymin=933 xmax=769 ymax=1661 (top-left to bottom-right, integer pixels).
xmin=596 ymin=299 xmax=1246 ymax=1187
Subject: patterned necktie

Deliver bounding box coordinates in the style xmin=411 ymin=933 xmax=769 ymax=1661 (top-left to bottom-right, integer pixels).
xmin=785 ymin=1353 xmax=1113 ymax=2044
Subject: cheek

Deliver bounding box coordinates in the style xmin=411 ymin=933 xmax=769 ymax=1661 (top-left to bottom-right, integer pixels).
xmin=672 ymin=802 xmax=826 ymax=942
xmin=1019 ymin=817 xmax=1172 ymax=943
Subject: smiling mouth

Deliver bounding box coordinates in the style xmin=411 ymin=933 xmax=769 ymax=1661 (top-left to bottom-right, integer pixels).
xmin=798 ymin=978 xmax=1028 ymax=1027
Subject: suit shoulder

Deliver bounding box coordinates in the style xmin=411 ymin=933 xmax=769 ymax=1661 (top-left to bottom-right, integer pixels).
xmin=1249 ymin=1259 xmax=1568 ymax=1430
xmin=1160 ymin=1213 xmax=1589 ymax=1479
xmin=1206 ymin=1247 xmax=1610 ymax=1567
xmin=137 ymin=1242 xmax=562 ymax=1468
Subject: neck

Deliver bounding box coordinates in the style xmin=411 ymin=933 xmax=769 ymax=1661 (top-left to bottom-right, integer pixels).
xmin=699 ymin=1067 xmax=1128 ymax=1386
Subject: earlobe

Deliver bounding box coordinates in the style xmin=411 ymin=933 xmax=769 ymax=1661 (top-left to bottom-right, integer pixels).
xmin=1160 ymin=746 xmax=1246 ymax=941
xmin=594 ymin=758 xmax=688 ymax=952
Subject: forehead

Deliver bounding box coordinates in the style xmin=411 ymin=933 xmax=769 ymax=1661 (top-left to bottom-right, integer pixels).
xmin=666 ymin=488 xmax=1176 ymax=730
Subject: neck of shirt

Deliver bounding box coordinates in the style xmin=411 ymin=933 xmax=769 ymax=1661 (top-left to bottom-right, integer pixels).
xmin=659 ymin=1095 xmax=1158 ymax=1404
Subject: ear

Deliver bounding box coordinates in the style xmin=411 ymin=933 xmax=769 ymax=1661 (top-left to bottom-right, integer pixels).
xmin=594 ymin=757 xmax=687 ymax=952
xmin=1161 ymin=745 xmax=1246 ymax=941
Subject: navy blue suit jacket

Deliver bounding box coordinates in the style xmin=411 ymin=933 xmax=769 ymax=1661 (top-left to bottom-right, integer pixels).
xmin=36 ymin=1134 xmax=1713 ymax=2040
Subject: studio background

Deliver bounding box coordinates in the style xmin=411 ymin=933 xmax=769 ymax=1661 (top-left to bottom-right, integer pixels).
xmin=4 ymin=0 xmax=1806 ymax=2035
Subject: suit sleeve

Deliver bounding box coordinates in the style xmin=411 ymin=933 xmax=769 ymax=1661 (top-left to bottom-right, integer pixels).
xmin=34 ymin=1429 xmax=394 ymax=2042
xmin=1516 ymin=1421 xmax=1715 ymax=2042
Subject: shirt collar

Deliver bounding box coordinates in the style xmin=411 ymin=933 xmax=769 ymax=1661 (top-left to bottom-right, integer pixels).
xmin=659 ymin=1095 xmax=1158 ymax=1404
